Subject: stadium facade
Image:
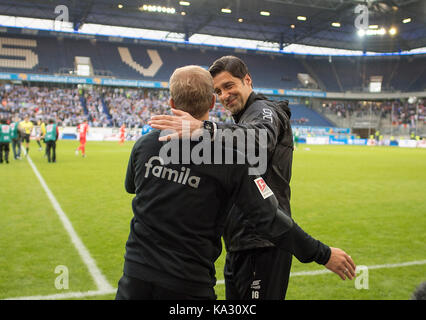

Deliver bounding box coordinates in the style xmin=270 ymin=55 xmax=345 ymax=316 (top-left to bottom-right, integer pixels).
xmin=0 ymin=1 xmax=425 ymax=146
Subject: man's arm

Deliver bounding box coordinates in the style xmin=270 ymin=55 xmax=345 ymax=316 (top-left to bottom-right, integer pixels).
xmin=226 ymin=162 xmax=356 ymax=280
xmin=273 ymin=217 xmax=356 ymax=280
xmin=149 ymin=106 xmax=282 ymax=159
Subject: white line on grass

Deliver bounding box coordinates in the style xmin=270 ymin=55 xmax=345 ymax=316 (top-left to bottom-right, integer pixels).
xmin=4 ymin=289 xmax=117 ymax=301
xmin=24 ymin=152 xmax=114 ymax=292
xmin=215 ymin=259 xmax=426 ymax=285
xmin=4 ymin=259 xmax=425 ymax=299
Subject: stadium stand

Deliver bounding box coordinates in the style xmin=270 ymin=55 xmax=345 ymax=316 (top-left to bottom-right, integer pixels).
xmin=0 ymin=33 xmax=425 ymax=93
xmin=315 ymin=98 xmax=425 ymax=136
xmin=1 ymin=81 xmax=339 ymax=128
xmin=0 ymin=83 xmax=236 ymax=128
xmin=290 ymin=104 xmax=336 ymax=127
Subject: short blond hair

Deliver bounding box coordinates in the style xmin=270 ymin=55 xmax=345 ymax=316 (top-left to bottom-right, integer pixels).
xmin=169 ymin=65 xmax=214 ymax=119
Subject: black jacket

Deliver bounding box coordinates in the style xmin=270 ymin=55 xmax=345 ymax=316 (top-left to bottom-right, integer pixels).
xmin=217 ymin=92 xmax=295 ymax=252
xmin=123 ymin=129 xmax=329 ymax=297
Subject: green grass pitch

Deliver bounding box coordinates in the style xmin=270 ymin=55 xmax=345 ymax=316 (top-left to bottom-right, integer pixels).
xmin=0 ymin=140 xmax=425 ymax=300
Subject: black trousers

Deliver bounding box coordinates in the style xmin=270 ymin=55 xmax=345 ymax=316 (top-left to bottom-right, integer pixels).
xmin=46 ymin=140 xmax=56 ymax=162
xmin=115 ymin=274 xmax=216 ymax=300
xmin=224 ymin=247 xmax=292 ymax=300
xmin=11 ymin=138 xmax=21 ymax=159
xmin=0 ymin=142 xmax=10 ymax=163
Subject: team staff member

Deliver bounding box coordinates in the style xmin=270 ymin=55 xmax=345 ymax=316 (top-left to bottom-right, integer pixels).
xmin=19 ymin=115 xmax=33 ymax=156
xmin=149 ymin=56 xmax=355 ymax=300
xmin=0 ymin=118 xmax=11 ymax=163
xmin=42 ymin=118 xmax=59 ymax=163
xmin=116 ymin=65 xmax=355 ymax=300
xmin=10 ymin=116 xmax=21 ymax=160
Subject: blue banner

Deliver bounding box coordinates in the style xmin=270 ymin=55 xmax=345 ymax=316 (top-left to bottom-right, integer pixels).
xmin=0 ymin=72 xmax=169 ymax=88
xmin=293 ymin=126 xmax=351 ymax=135
xmin=0 ymin=72 xmax=327 ymax=97
xmin=348 ymin=138 xmax=368 ymax=146
xmin=329 ymin=136 xmax=348 ymax=145
xmin=283 ymin=89 xmax=327 ymax=98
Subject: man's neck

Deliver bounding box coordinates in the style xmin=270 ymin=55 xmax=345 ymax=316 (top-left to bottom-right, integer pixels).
xmin=232 ymin=91 xmax=256 ymax=120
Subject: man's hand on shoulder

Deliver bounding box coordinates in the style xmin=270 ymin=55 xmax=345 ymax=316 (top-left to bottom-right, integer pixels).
xmin=149 ymin=109 xmax=203 ymax=141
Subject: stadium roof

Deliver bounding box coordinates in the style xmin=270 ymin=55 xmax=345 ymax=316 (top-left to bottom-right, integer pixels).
xmin=1 ymin=0 xmax=425 ymax=53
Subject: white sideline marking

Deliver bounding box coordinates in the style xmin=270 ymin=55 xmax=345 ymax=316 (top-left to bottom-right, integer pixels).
xmin=24 ymin=153 xmax=114 ymax=292
xmin=4 ymin=289 xmax=117 ymax=301
xmin=4 ymin=259 xmax=425 ymax=299
xmin=215 ymin=259 xmax=426 ymax=285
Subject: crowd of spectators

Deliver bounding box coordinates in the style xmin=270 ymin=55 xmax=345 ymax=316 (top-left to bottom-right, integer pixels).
xmin=0 ymin=84 xmax=85 ymax=126
xmin=2 ymin=83 xmax=422 ymax=131
xmin=321 ymin=99 xmax=425 ymax=127
xmin=0 ymin=84 xmax=234 ymax=128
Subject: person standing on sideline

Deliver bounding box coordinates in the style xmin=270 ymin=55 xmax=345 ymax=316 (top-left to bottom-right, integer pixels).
xmin=76 ymin=119 xmax=89 ymax=157
xmin=19 ymin=115 xmax=33 ymax=156
xmin=10 ymin=115 xmax=21 ymax=160
xmin=117 ymin=65 xmax=356 ymax=300
xmin=0 ymin=118 xmax=11 ymax=163
xmin=293 ymin=128 xmax=300 ymax=150
xmin=119 ymin=123 xmax=126 ymax=145
xmin=149 ymin=56 xmax=355 ymax=300
xmin=43 ymin=118 xmax=59 ymax=163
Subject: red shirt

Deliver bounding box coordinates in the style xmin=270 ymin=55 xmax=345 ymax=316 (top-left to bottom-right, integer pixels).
xmin=78 ymin=123 xmax=89 ymax=140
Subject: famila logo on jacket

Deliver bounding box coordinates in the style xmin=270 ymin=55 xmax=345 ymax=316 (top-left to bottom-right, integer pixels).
xmin=144 ymin=156 xmax=201 ymax=188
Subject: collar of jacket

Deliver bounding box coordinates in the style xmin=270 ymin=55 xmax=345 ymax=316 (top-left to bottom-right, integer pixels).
xmin=232 ymin=91 xmax=260 ymax=123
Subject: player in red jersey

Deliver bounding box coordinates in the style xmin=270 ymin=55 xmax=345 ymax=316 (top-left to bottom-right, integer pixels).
xmin=76 ymin=120 xmax=89 ymax=157
xmin=119 ymin=124 xmax=126 ymax=145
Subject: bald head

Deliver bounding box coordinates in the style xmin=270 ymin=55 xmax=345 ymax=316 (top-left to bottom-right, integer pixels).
xmin=169 ymin=65 xmax=215 ymax=119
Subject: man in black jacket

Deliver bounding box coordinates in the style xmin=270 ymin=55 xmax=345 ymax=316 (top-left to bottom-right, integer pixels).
xmin=117 ymin=65 xmax=355 ymax=300
xmin=149 ymin=57 xmax=355 ymax=300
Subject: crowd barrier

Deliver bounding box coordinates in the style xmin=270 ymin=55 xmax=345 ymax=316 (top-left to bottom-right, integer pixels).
xmin=302 ymin=136 xmax=425 ymax=148
xmin=27 ymin=126 xmax=426 ymax=148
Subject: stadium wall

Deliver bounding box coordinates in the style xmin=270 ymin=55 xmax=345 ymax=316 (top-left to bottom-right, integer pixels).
xmin=57 ymin=126 xmax=142 ymax=141
xmin=1 ymin=29 xmax=424 ymax=137
xmin=36 ymin=126 xmax=426 ymax=148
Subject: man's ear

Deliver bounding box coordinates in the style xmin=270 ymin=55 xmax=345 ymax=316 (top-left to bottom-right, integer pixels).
xmin=169 ymin=98 xmax=175 ymax=109
xmin=209 ymin=94 xmax=216 ymax=110
xmin=244 ymin=73 xmax=252 ymax=88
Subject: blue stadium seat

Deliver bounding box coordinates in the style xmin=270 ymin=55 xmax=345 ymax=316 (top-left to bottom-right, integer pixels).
xmin=289 ymin=104 xmax=335 ymax=127
xmin=0 ymin=33 xmax=424 ymax=93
